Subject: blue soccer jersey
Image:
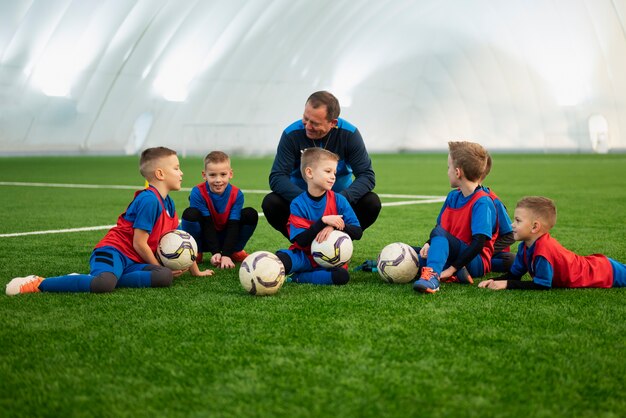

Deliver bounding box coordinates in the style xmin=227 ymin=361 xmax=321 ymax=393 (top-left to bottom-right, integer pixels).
xmin=437 ymin=188 xmax=496 ymax=240
xmin=189 ymin=183 xmax=243 ymax=221
xmin=289 ymin=191 xmax=360 ymax=242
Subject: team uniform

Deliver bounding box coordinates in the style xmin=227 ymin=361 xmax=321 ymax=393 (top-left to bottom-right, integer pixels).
xmin=276 ymin=190 xmax=361 ymax=285
xmin=481 ymin=186 xmax=515 ymax=272
xmin=418 ymin=187 xmax=498 ymax=278
xmin=180 ymin=182 xmax=257 ymax=259
xmin=502 ymin=233 xmax=626 ymax=289
xmin=39 ymin=186 xmax=177 ymax=293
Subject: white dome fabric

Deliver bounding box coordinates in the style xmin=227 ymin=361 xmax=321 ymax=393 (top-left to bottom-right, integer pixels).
xmin=1 ymin=0 xmax=625 ymax=155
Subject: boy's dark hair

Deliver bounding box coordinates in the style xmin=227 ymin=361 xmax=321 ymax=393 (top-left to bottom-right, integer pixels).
xmin=204 ymin=151 xmax=230 ymax=168
xmin=448 ymin=141 xmax=489 ymax=182
xmin=300 ymin=148 xmax=340 ymax=178
xmin=516 ymin=196 xmax=557 ymax=230
xmin=139 ymin=147 xmax=177 ymax=179
xmin=306 ymin=91 xmax=341 ymax=121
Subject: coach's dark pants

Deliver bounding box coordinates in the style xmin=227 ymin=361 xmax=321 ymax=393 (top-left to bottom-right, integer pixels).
xmin=262 ymin=191 xmax=381 ymax=239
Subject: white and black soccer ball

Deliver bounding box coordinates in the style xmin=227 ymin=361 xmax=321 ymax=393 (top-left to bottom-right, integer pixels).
xmin=156 ymin=230 xmax=198 ymax=270
xmin=311 ymin=230 xmax=353 ymax=268
xmin=239 ymin=251 xmax=286 ymax=296
xmin=377 ymin=242 xmax=419 ymax=284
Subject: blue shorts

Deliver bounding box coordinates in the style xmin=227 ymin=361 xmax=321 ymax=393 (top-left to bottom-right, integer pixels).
xmin=609 ymin=258 xmax=626 ymax=287
xmin=276 ymin=249 xmax=317 ymax=273
xmin=90 ymin=246 xmax=151 ymax=278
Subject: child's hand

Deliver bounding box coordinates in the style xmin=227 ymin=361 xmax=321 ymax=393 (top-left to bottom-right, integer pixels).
xmin=315 ymin=225 xmax=336 ymax=243
xmin=172 ymin=268 xmax=189 ymax=278
xmin=419 ymin=243 xmax=430 ymax=259
xmin=478 ymin=279 xmax=507 ymax=290
xmin=211 ymin=253 xmax=221 ymax=267
xmin=189 ymin=262 xmax=214 ymax=277
xmin=322 ymin=215 xmax=344 ymax=230
xmin=193 ymin=268 xmax=215 ymax=277
xmin=218 ymin=256 xmax=235 ymax=269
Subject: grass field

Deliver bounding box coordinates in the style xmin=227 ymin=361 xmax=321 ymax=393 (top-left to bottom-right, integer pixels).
xmin=1 ymin=153 xmax=625 ymax=418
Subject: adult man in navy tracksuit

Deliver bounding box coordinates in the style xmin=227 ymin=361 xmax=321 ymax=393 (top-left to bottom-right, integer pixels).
xmin=262 ymin=91 xmax=381 ymax=239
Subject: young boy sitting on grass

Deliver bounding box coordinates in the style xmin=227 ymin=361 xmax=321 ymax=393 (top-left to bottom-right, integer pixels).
xmin=479 ymin=196 xmax=626 ymax=290
xmin=180 ymin=151 xmax=258 ymax=269
xmin=6 ymin=147 xmax=213 ymax=296
xmin=478 ymin=154 xmax=515 ymax=273
xmin=275 ymin=148 xmax=363 ymax=285
xmin=413 ymin=141 xmax=498 ymax=294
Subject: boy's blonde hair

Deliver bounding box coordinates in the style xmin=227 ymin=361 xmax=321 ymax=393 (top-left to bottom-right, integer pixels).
xmin=300 ymin=148 xmax=340 ymax=178
xmin=139 ymin=147 xmax=177 ymax=180
xmin=516 ymin=196 xmax=557 ymax=230
xmin=448 ymin=141 xmax=489 ymax=182
xmin=204 ymin=151 xmax=230 ymax=168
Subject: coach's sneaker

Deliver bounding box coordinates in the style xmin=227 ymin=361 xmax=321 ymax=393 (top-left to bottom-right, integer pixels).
xmin=413 ymin=267 xmax=440 ymax=293
xmin=230 ymin=250 xmax=249 ymax=263
xmin=6 ymin=275 xmax=44 ymax=296
xmin=441 ymin=267 xmax=474 ymax=284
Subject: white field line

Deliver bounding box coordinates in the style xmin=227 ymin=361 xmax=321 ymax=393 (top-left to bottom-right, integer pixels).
xmin=0 ymin=182 xmax=445 ymax=238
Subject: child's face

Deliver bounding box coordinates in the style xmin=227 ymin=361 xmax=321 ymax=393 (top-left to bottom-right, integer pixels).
xmin=203 ymin=160 xmax=233 ymax=194
xmin=512 ymin=207 xmax=535 ymax=242
xmin=161 ymin=155 xmax=183 ymax=192
xmin=306 ymin=157 xmax=337 ymax=193
xmin=447 ymin=154 xmax=461 ymax=187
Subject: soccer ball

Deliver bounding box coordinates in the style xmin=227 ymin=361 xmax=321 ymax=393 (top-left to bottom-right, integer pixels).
xmin=377 ymin=242 xmax=419 ymax=284
xmin=156 ymin=230 xmax=198 ymax=270
xmin=239 ymin=251 xmax=286 ymax=296
xmin=311 ymin=230 xmax=353 ymax=268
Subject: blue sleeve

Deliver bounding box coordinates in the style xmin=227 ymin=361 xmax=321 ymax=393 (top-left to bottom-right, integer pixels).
xmin=125 ymin=193 xmax=161 ymax=233
xmin=510 ymin=243 xmax=528 ymax=277
xmin=495 ymin=200 xmax=513 ymax=235
xmin=229 ymin=190 xmax=244 ymax=221
xmin=470 ymin=197 xmax=496 ymax=238
xmin=532 ymin=256 xmax=554 ymax=288
xmin=336 ymin=194 xmax=361 ymax=227
xmin=340 ymin=129 xmax=376 ymax=205
xmin=288 ymin=197 xmax=309 ymax=241
xmin=269 ymin=129 xmax=307 ymax=201
xmin=189 ymin=186 xmax=211 ymax=217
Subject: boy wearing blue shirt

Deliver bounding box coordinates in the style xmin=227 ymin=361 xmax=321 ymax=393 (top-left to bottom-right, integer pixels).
xmin=181 ymin=151 xmax=258 ymax=269
xmin=479 ymin=154 xmax=515 ymax=273
xmin=275 ymin=148 xmax=363 ymax=285
xmin=479 ymin=196 xmax=626 ymax=290
xmin=413 ymin=141 xmax=497 ymax=294
xmin=6 ymin=147 xmax=213 ymax=296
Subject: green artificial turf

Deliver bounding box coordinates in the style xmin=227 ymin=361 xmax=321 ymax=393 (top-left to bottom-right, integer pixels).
xmin=1 ymin=153 xmax=625 ymax=418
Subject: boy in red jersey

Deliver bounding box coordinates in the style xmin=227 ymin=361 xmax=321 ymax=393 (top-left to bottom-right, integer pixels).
xmin=413 ymin=141 xmax=497 ymax=294
xmin=479 ymin=196 xmax=626 ymax=290
xmin=6 ymin=147 xmax=213 ymax=296
xmin=180 ymin=151 xmax=258 ymax=269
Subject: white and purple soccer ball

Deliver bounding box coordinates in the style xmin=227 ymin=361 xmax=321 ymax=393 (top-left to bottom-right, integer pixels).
xmin=311 ymin=230 xmax=353 ymax=268
xmin=156 ymin=230 xmax=198 ymax=270
xmin=377 ymin=242 xmax=420 ymax=284
xmin=239 ymin=251 xmax=286 ymax=296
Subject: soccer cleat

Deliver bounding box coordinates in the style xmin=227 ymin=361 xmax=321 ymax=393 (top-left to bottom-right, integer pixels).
xmin=230 ymin=250 xmax=249 ymax=263
xmin=6 ymin=275 xmax=44 ymax=296
xmin=441 ymin=267 xmax=474 ymax=284
xmin=413 ymin=267 xmax=440 ymax=293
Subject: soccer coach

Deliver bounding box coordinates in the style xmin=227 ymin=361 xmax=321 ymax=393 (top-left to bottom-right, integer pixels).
xmin=262 ymin=91 xmax=381 ymax=239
